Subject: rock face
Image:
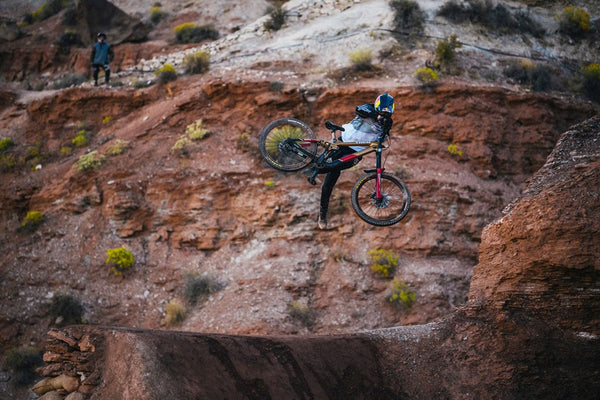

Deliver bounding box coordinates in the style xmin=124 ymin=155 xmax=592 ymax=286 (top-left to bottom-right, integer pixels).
xmin=34 ymin=117 xmax=600 ymax=399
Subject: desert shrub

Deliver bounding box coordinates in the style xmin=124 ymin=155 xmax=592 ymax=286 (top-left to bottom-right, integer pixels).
xmin=236 ymin=131 xmax=252 ymax=151
xmin=389 ymin=0 xmax=425 ymax=36
xmin=102 ymin=115 xmax=113 ymax=124
xmin=556 ymin=6 xmax=590 ymax=39
xmin=154 ymin=63 xmax=177 ymax=84
xmin=349 ymin=48 xmax=374 ymax=71
xmin=20 ymin=210 xmax=44 ymax=232
xmin=0 ymin=137 xmax=15 ymax=151
xmin=368 ymin=248 xmax=399 ymax=278
xmin=106 ymin=139 xmax=130 ymax=156
xmin=185 ymin=119 xmax=210 ymax=140
xmin=288 ymin=301 xmax=316 ymax=327
xmin=503 ymin=60 xmax=553 ymax=92
xmin=438 ymin=0 xmax=544 ymax=36
xmin=386 ymin=279 xmax=416 ymax=310
xmin=264 ymin=180 xmax=276 ymax=188
xmin=49 ymin=294 xmax=84 ymax=325
xmin=164 ymin=299 xmax=186 ymax=326
xmin=264 ymin=6 xmax=287 ymax=31
xmin=447 ymin=144 xmax=463 ymax=157
xmin=269 ymin=81 xmax=284 ymax=92
xmin=71 ymin=131 xmax=89 ymax=147
xmin=173 ymin=22 xmax=219 ymax=44
xmin=183 ymin=51 xmax=211 ymax=74
xmin=581 ymin=63 xmax=600 ymax=103
xmin=0 ymin=154 xmax=17 ymax=172
xmin=183 ymin=274 xmax=223 ymax=306
xmin=53 ymin=73 xmax=87 ymax=89
xmin=55 ymin=30 xmax=83 ymax=52
xmin=435 ymin=34 xmax=462 ymax=68
xmin=414 ymin=67 xmax=439 ymax=86
xmin=3 ymin=346 xmax=43 ymax=386
xmin=105 ymin=246 xmax=135 ymax=276
xmin=171 ymin=136 xmax=192 ymax=155
xmin=32 ymin=0 xmax=70 ymax=22
xmin=149 ymin=5 xmax=166 ymax=24
xmin=75 ymin=150 xmax=105 ymax=171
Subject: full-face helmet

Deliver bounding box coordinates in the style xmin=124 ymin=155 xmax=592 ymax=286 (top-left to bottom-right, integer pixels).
xmin=374 ymin=93 xmax=394 ymax=115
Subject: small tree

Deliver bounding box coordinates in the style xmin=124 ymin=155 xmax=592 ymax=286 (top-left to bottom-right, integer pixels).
xmin=264 ymin=6 xmax=286 ymax=31
xmin=154 ymin=63 xmax=177 ymax=84
xmin=435 ymin=34 xmax=462 ymax=69
xmin=389 ymin=0 xmax=425 ymax=36
xmin=173 ymin=22 xmax=218 ymax=44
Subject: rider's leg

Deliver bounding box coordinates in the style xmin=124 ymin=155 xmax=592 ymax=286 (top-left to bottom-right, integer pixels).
xmin=92 ymin=65 xmax=100 ymax=86
xmin=319 ymin=169 xmax=341 ymax=228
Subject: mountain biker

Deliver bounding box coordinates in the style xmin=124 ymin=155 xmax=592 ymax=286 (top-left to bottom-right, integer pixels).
xmin=317 ymin=93 xmax=394 ymax=229
xmin=91 ymin=32 xmax=114 ymax=86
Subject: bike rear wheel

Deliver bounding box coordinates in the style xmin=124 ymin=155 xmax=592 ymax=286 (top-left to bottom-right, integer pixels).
xmin=351 ymin=173 xmax=411 ymax=226
xmin=259 ymin=118 xmax=318 ymax=172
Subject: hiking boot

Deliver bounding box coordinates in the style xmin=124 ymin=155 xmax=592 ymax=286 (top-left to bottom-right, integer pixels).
xmin=317 ymin=215 xmax=327 ymax=230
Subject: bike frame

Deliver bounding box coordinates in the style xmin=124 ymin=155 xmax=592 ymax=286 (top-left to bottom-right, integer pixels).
xmin=284 ymin=133 xmax=388 ymax=200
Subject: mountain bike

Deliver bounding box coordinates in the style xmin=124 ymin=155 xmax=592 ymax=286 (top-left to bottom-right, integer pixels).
xmin=258 ymin=118 xmax=411 ymax=226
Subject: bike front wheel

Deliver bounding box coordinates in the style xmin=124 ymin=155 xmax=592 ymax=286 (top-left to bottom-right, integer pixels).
xmin=259 ymin=118 xmax=318 ymax=172
xmin=351 ymin=173 xmax=411 ymax=226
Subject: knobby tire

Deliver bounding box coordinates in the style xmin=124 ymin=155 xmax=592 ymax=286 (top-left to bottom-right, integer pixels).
xmin=259 ymin=118 xmax=317 ymax=172
xmin=351 ymin=173 xmax=411 ymax=226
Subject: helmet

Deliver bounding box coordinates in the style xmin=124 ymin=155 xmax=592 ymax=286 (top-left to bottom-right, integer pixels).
xmin=97 ymin=32 xmax=106 ymax=39
xmin=374 ymin=93 xmax=394 ymax=115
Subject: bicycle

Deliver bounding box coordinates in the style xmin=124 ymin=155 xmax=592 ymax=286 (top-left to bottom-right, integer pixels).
xmin=258 ymin=118 xmax=411 ymax=227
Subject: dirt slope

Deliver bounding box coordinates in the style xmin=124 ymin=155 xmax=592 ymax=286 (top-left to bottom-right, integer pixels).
xmin=34 ymin=116 xmax=600 ymax=399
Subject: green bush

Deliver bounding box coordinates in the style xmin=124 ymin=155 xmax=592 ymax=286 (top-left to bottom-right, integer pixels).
xmin=435 ymin=34 xmax=462 ymax=68
xmin=264 ymin=6 xmax=287 ymax=31
xmin=171 ymin=136 xmax=192 ymax=155
xmin=105 ymin=246 xmax=135 ymax=276
xmin=173 ymin=22 xmax=219 ymax=44
xmin=20 ymin=210 xmax=44 ymax=231
xmin=49 ymin=294 xmax=84 ymax=325
xmin=438 ymin=0 xmax=544 ymax=36
xmin=154 ymin=63 xmax=177 ymax=84
xmin=185 ymin=119 xmax=210 ymax=140
xmin=164 ymin=299 xmax=186 ymax=326
xmin=183 ymin=51 xmax=211 ymax=74
xmin=75 ymin=150 xmax=105 ymax=171
xmin=386 ymin=279 xmax=416 ymax=310
xmin=368 ymin=248 xmax=399 ymax=278
xmin=183 ymin=274 xmax=223 ymax=306
xmin=414 ymin=67 xmax=439 ymax=86
xmin=71 ymin=132 xmax=89 ymax=147
xmin=503 ymin=59 xmax=553 ymax=92
xmin=389 ymin=0 xmax=425 ymax=36
xmin=581 ymin=63 xmax=600 ymax=102
xmin=149 ymin=5 xmax=166 ymax=24
xmin=556 ymin=6 xmax=591 ymax=39
xmin=0 ymin=137 xmax=15 ymax=152
xmin=447 ymin=144 xmax=463 ymax=157
xmin=106 ymin=139 xmax=130 ymax=156
xmin=288 ymin=301 xmax=316 ymax=327
xmin=349 ymin=48 xmax=374 ymax=71
xmin=32 ymin=0 xmax=70 ymax=22
xmin=3 ymin=346 xmax=43 ymax=386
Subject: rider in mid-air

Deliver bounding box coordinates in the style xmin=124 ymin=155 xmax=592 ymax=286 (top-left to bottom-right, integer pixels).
xmin=317 ymin=93 xmax=395 ymax=229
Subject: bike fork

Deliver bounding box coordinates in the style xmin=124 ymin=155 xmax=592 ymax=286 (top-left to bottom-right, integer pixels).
xmin=376 ymin=167 xmax=383 ymax=198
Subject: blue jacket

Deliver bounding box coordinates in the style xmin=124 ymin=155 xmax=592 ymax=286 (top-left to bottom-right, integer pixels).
xmin=91 ymin=40 xmax=114 ymax=65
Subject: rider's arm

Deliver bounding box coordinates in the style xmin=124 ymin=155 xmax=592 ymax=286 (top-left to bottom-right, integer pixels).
xmin=355 ymin=104 xmax=378 ymax=119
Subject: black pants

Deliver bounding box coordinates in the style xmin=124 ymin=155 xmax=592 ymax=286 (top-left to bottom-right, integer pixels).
xmin=92 ymin=64 xmax=110 ymax=84
xmin=319 ymin=146 xmax=358 ymax=219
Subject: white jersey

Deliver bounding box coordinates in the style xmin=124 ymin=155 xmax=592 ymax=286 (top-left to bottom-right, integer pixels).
xmin=341 ymin=115 xmax=383 ymax=151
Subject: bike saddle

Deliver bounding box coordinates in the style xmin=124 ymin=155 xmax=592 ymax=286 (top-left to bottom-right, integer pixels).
xmin=325 ymin=121 xmax=345 ymax=132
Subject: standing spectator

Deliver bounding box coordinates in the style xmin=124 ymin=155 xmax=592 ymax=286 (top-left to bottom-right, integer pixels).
xmin=91 ymin=32 xmax=114 ymax=86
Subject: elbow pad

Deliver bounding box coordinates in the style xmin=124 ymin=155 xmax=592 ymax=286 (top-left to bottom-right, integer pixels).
xmin=355 ymin=104 xmax=377 ymax=119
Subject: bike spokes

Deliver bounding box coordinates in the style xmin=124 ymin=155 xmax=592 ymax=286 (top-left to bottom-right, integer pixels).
xmin=259 ymin=118 xmax=317 ymax=172
xmin=351 ymin=173 xmax=411 ymax=226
